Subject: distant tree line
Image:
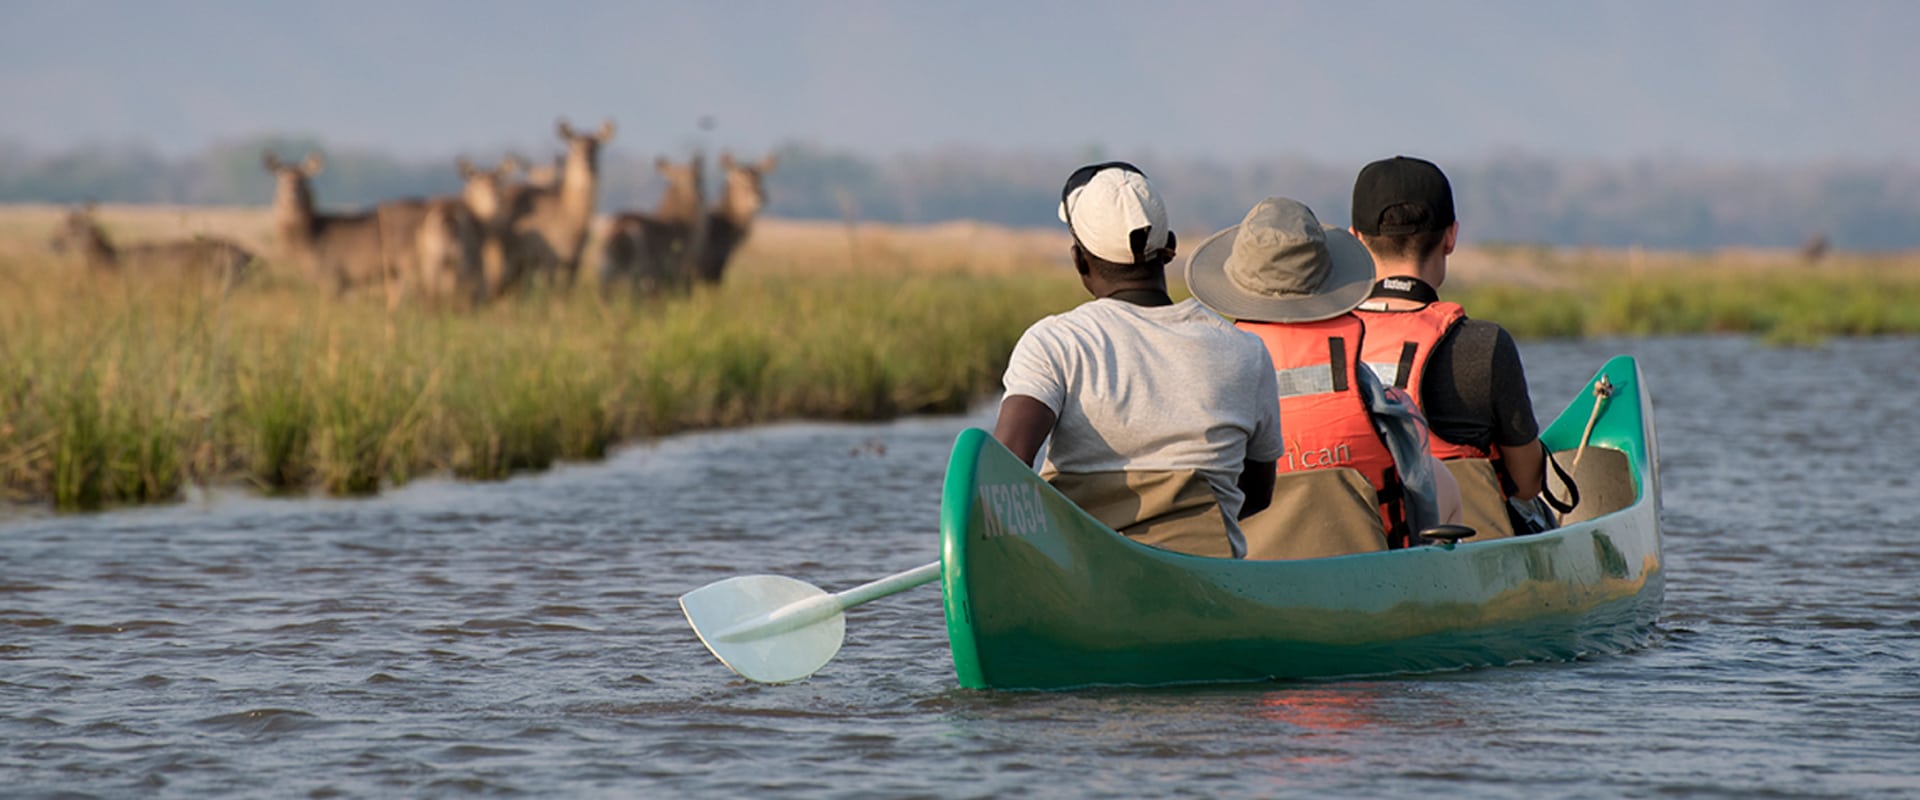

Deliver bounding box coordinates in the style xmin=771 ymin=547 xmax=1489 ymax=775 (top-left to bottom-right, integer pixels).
xmin=3 ymin=137 xmax=1916 ymax=250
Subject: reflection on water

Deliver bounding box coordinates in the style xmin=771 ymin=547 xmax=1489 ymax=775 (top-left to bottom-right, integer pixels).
xmin=1256 ymin=687 xmax=1385 ymax=732
xmin=2 ymin=336 xmax=1918 ymax=798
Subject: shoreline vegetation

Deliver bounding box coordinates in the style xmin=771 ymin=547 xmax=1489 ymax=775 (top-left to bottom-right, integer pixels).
xmin=5 ymin=204 xmax=1920 ymax=511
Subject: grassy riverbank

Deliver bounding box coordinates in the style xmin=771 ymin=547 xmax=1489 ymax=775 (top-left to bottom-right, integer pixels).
xmin=0 ymin=257 xmax=1082 ymax=510
xmin=1449 ymin=247 xmax=1920 ymax=344
xmin=6 ymin=204 xmax=1920 ymax=510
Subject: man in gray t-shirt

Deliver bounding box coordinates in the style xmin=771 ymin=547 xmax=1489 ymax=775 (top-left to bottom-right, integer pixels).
xmin=995 ymin=162 xmax=1284 ymax=558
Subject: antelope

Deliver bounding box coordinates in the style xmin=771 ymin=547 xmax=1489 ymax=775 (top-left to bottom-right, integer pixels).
xmin=263 ymin=151 xmax=388 ymax=297
xmin=694 ymin=151 xmax=778 ymax=286
xmin=264 ymin=151 xmax=483 ymax=307
xmin=1800 ymin=232 xmax=1831 ymax=265
xmin=374 ymin=194 xmax=486 ymax=308
xmin=599 ymin=154 xmax=708 ymax=299
xmin=506 ymin=118 xmax=614 ymax=291
xmin=458 ymin=155 xmax=535 ymax=299
xmin=48 ymin=205 xmax=255 ymax=287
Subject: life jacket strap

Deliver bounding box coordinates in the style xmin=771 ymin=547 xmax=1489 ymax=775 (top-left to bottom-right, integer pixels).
xmin=1328 ymin=336 xmax=1349 ymax=393
xmin=1271 ymin=336 xmax=1352 ymax=399
xmin=1392 ymin=342 xmax=1417 ymax=389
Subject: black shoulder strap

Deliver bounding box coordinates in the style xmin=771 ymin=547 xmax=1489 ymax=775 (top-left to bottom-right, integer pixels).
xmin=1540 ymin=448 xmax=1580 ymax=514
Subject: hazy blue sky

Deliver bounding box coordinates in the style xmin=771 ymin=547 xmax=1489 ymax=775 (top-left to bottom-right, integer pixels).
xmin=3 ymin=0 xmax=1914 ymax=165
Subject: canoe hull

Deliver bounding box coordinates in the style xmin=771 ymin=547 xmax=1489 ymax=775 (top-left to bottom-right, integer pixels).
xmin=941 ymin=356 xmax=1662 ymax=690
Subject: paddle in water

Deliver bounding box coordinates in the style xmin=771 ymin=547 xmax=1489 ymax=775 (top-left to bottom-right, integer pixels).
xmin=679 ymin=561 xmax=940 ymax=683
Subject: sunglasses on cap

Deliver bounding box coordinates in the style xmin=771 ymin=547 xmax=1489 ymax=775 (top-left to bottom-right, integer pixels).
xmin=1052 ymin=162 xmax=1167 ymax=264
xmin=1059 ymin=161 xmax=1164 ymax=261
xmin=1059 ymin=161 xmax=1148 ymax=217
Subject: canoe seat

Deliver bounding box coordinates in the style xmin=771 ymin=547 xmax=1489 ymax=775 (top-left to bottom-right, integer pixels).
xmin=1240 ymin=468 xmax=1389 ymax=560
xmin=1550 ymin=447 xmax=1635 ymax=524
xmin=1444 ymin=458 xmax=1516 ymax=542
xmin=1044 ymin=469 xmax=1236 ymax=559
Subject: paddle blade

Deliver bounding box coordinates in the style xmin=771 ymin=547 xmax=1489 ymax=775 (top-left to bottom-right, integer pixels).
xmin=679 ymin=575 xmax=846 ymax=684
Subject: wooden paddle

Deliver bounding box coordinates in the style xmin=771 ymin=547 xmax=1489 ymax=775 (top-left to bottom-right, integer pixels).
xmin=679 ymin=561 xmax=940 ymax=683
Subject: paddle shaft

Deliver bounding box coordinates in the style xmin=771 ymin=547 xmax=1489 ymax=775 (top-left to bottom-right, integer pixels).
xmin=713 ymin=561 xmax=940 ymax=643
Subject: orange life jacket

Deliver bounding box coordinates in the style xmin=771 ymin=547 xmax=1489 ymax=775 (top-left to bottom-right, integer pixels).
xmin=1353 ymin=299 xmax=1501 ymax=463
xmin=1237 ymin=316 xmax=1413 ymax=547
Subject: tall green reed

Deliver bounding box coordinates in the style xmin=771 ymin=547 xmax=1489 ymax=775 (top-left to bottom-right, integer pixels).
xmin=1451 ymin=260 xmax=1920 ymax=342
xmin=0 ymin=255 xmax=1085 ymax=509
xmin=24 ymin=245 xmax=1914 ymax=512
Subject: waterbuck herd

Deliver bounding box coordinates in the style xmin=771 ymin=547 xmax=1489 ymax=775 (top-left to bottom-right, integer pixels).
xmin=47 ymin=117 xmax=777 ymax=309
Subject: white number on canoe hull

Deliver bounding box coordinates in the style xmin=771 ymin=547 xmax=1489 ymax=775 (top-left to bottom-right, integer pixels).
xmin=977 ymin=483 xmax=1046 ymax=540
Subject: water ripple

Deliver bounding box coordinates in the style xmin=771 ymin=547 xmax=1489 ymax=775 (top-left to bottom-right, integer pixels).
xmin=0 ymin=339 xmax=1916 ymax=797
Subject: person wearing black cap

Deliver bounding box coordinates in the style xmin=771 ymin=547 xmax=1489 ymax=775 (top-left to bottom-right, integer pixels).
xmin=994 ymin=162 xmax=1284 ymax=559
xmin=1348 ymin=156 xmax=1546 ymax=540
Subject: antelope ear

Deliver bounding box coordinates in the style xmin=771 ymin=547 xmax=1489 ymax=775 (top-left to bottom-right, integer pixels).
xmin=656 ymin=156 xmax=671 ymax=172
xmin=759 ymin=152 xmax=778 ymax=173
xmin=499 ymin=154 xmax=524 ymax=175
xmin=596 ymin=119 xmax=616 ymax=140
xmin=301 ymin=152 xmax=325 ymax=176
xmin=262 ymin=151 xmax=282 ymax=171
xmin=457 ymin=156 xmax=476 ymax=178
xmin=557 ymin=118 xmax=575 ymax=139
xmin=719 ymin=151 xmax=736 ymax=169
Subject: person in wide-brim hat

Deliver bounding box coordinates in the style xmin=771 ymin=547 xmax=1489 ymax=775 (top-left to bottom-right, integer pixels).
xmin=1184 ymin=195 xmax=1463 ymax=550
xmin=1184 ymin=197 xmax=1375 ymax=323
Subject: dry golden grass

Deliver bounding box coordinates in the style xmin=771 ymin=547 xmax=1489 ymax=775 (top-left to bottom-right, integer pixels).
xmin=1446 ymin=241 xmax=1920 ymax=289
xmin=0 ymin=204 xmax=280 ymax=261
xmin=18 ymin=202 xmax=1913 ymax=286
xmin=739 ymin=218 xmax=1072 ymax=277
xmin=4 ymin=203 xmax=1073 ymax=280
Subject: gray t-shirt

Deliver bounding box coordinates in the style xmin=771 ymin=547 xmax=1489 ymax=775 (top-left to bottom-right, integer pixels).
xmin=1000 ymin=298 xmax=1285 ymax=551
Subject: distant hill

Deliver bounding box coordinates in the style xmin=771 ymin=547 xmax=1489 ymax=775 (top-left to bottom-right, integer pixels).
xmin=2 ymin=137 xmax=1914 ymax=250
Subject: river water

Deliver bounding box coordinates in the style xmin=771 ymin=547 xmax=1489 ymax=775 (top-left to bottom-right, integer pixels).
xmin=2 ymin=336 xmax=1917 ymax=798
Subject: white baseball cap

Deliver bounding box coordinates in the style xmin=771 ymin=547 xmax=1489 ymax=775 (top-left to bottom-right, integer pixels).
xmin=1057 ymin=162 xmax=1170 ymax=265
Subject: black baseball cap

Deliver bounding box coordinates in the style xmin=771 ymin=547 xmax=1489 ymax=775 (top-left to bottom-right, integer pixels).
xmin=1351 ymin=156 xmax=1455 ymax=236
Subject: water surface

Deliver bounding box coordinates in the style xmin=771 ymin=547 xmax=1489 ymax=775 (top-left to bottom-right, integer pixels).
xmin=3 ymin=337 xmax=1917 ymax=798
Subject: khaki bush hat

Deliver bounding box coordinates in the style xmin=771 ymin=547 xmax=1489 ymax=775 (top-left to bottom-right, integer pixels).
xmin=1184 ymin=197 xmax=1375 ymax=323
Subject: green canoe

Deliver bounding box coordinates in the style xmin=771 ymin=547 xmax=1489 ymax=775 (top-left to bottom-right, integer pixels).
xmin=939 ymin=355 xmax=1662 ymax=690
